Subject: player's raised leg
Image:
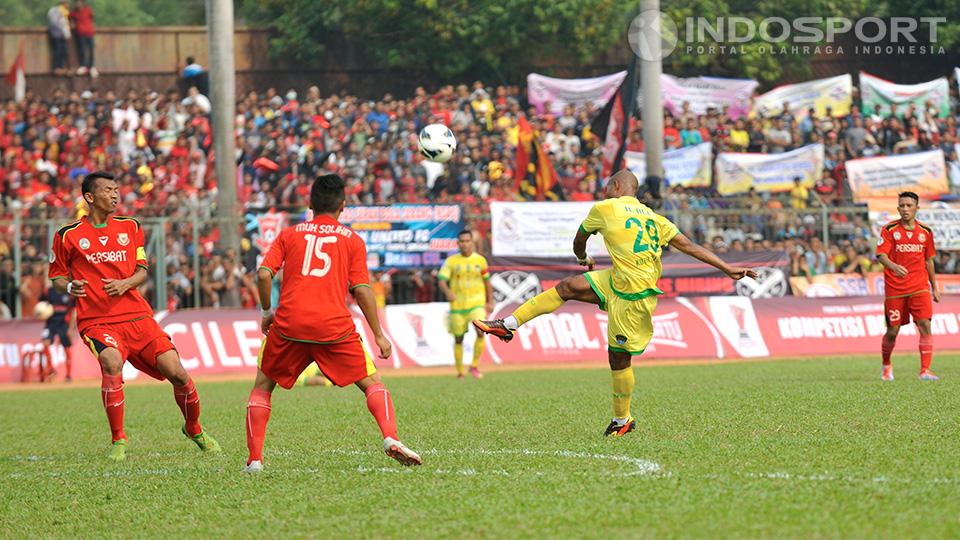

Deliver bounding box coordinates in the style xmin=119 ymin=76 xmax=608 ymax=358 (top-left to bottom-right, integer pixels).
xmin=244 ymin=367 xmax=276 ymax=472
xmin=474 ymin=273 xmax=600 ymax=342
xmin=154 ymin=348 xmax=221 ymax=452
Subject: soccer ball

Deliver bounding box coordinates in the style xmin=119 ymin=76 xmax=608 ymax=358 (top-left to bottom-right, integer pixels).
xmin=418 ymin=123 xmax=457 ymax=163
xmin=33 ymin=301 xmax=54 ymax=321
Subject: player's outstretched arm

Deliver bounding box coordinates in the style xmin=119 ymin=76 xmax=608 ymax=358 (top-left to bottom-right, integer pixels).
xmin=353 ymin=286 xmax=392 ymax=359
xmin=668 ymin=233 xmax=758 ymax=280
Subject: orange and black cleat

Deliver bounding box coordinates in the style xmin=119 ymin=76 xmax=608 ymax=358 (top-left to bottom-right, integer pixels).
xmin=604 ymin=418 xmax=636 ymax=437
xmin=472 ymin=319 xmax=514 ymax=343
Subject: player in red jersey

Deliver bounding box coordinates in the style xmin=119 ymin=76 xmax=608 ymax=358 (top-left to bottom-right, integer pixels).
xmin=48 ymin=172 xmax=221 ymax=461
xmin=244 ymin=174 xmax=421 ymax=472
xmin=876 ymin=191 xmax=941 ymax=381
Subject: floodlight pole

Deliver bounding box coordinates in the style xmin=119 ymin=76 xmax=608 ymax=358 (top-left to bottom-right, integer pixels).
xmin=207 ymin=0 xmax=239 ymax=253
xmin=640 ymin=0 xmax=664 ymax=196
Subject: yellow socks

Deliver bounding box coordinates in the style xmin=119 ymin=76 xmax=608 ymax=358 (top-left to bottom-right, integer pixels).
xmin=611 ymin=367 xmax=635 ymax=419
xmin=472 ymin=336 xmax=485 ymax=367
xmin=454 ymin=343 xmax=464 ymax=375
xmin=512 ymin=288 xmax=565 ymax=327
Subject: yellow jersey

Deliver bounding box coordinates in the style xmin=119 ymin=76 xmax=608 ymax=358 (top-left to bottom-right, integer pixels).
xmin=437 ymin=252 xmax=489 ymax=313
xmin=579 ymin=196 xmax=679 ymax=297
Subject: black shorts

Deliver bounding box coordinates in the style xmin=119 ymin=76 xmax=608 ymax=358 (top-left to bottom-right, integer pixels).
xmin=43 ymin=319 xmax=72 ymax=347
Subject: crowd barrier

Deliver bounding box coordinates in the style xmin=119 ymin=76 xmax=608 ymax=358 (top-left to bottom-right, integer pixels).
xmin=3 ymin=296 xmax=960 ymax=383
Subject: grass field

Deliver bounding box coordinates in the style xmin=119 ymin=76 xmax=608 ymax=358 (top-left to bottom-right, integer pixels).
xmin=3 ymin=354 xmax=960 ymax=539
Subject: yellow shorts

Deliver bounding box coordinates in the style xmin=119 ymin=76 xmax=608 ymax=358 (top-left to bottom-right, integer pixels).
xmin=584 ymin=269 xmax=659 ymax=355
xmin=448 ymin=306 xmax=486 ymax=336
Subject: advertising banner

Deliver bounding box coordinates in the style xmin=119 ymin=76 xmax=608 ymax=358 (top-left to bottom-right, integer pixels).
xmin=624 ymin=142 xmax=712 ymax=189
xmin=527 ymin=71 xmax=626 ymax=115
xmin=340 ymin=205 xmax=463 ymax=269
xmin=859 ymin=71 xmax=951 ymax=118
xmin=790 ymin=273 xmax=960 ymax=297
xmin=716 ymin=144 xmax=824 ymax=196
xmin=847 ymin=150 xmax=948 ymax=203
xmin=751 ymin=74 xmax=853 ymax=120
xmin=659 ymin=75 xmax=758 ymax=120
xmin=490 ymin=201 xmax=607 ymax=258
xmin=7 ymin=296 xmax=960 ymax=381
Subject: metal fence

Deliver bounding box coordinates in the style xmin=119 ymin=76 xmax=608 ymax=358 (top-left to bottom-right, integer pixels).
xmin=0 ymin=204 xmax=876 ymax=319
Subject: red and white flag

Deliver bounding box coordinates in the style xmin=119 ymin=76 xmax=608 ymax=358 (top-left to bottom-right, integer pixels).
xmin=5 ymin=44 xmax=25 ymax=102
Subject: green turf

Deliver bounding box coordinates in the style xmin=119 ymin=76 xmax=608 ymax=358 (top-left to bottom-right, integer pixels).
xmin=2 ymin=355 xmax=960 ymax=539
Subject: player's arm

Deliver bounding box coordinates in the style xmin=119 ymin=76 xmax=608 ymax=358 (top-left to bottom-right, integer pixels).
xmin=572 ymin=227 xmax=595 ymax=270
xmin=926 ymin=255 xmax=940 ymax=303
xmin=353 ymin=286 xmax=392 ymax=360
xmin=102 ymin=266 xmax=147 ymax=296
xmin=668 ymin=232 xmax=758 ymax=280
xmin=258 ymin=232 xmax=286 ymax=334
xmin=437 ymin=260 xmax=454 ymax=302
xmin=875 ymin=227 xmax=907 ymax=277
xmin=49 ymin=229 xmax=87 ymax=297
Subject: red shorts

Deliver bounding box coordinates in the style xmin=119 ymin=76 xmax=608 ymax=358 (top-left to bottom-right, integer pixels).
xmin=884 ymin=291 xmax=933 ymax=326
xmin=259 ymin=331 xmax=376 ymax=389
xmin=81 ymin=317 xmax=176 ymax=381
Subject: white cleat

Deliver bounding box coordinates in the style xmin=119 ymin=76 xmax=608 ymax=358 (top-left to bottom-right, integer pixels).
xmin=383 ymin=437 xmax=422 ymax=467
xmin=243 ymin=460 xmax=263 ymax=473
xmin=881 ymin=365 xmax=894 ymax=381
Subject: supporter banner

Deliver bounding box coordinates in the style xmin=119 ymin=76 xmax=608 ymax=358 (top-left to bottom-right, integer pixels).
xmin=490 ymin=201 xmax=607 ymax=258
xmin=715 ymin=143 xmax=824 ymax=196
xmin=8 ymin=296 xmax=960 ymax=381
xmin=869 ymin=200 xmax=960 ymax=250
xmin=846 ymin=150 xmax=948 ymax=202
xmin=859 ymin=72 xmax=951 ymax=118
xmin=340 ymin=205 xmax=463 ymax=269
xmin=246 ymin=210 xmax=287 ymax=255
xmin=527 ymin=71 xmax=626 ymax=115
xmin=624 ymin=142 xmax=712 ymax=189
xmin=751 ymin=74 xmax=853 ymax=120
xmin=659 ymin=75 xmax=758 ymax=119
xmin=791 ymin=273 xmax=960 ymax=297
xmin=488 ymin=250 xmax=790 ymax=298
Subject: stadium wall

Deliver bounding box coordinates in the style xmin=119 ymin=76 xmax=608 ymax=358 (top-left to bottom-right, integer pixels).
xmin=1 ymin=26 xmax=956 ymax=100
xmin=3 ymin=296 xmax=960 ymax=382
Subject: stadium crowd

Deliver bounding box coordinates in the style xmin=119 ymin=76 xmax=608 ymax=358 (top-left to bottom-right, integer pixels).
xmin=2 ymin=76 xmax=960 ymax=317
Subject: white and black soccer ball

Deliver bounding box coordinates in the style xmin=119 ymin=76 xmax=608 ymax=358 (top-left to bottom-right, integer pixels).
xmin=417 ymin=123 xmax=457 ymax=163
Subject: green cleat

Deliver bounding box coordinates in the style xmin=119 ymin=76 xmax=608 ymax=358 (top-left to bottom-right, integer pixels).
xmin=182 ymin=426 xmax=222 ymax=453
xmin=108 ymin=439 xmax=127 ymax=462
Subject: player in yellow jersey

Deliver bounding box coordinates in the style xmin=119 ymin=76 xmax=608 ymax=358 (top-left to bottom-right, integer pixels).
xmin=475 ymin=170 xmax=757 ymax=435
xmin=438 ymin=230 xmax=494 ymax=379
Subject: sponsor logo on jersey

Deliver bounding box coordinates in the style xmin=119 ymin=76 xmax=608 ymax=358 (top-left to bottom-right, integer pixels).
xmin=85 ymin=250 xmax=129 ymax=264
xmin=907 ymin=232 xmax=913 ymax=239
xmin=79 ymin=238 xmax=90 ymax=250
xmin=877 ymin=236 xmax=884 ymax=246
xmin=117 ymin=233 xmax=130 ymax=246
xmin=99 ymin=236 xmax=108 ymax=246
xmin=49 ymin=250 xmax=55 ymax=264
xmin=895 ymin=243 xmax=923 ymax=253
xmin=893 ymin=232 xmax=901 ymax=240
xmin=919 ymin=233 xmax=926 ymax=243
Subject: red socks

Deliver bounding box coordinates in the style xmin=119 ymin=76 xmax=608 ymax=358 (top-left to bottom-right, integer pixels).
xmin=246 ymin=388 xmax=272 ymax=464
xmin=881 ymin=336 xmax=896 ymax=366
xmin=920 ymin=334 xmax=933 ymax=372
xmin=365 ymin=383 xmax=398 ymax=440
xmin=173 ymin=378 xmax=202 ymax=436
xmin=101 ymin=374 xmax=126 ymax=442
xmin=64 ymin=347 xmax=73 ymax=379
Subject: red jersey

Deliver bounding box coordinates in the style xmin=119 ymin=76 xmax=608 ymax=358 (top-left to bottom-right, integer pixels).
xmin=259 ymin=215 xmax=370 ymax=343
xmin=48 ymin=216 xmax=152 ymax=333
xmin=876 ymin=220 xmax=935 ymax=297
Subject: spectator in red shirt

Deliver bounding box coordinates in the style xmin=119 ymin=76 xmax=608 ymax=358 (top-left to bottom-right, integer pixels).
xmin=70 ymin=0 xmax=97 ymax=77
xmin=569 ymin=179 xmax=595 ymax=201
